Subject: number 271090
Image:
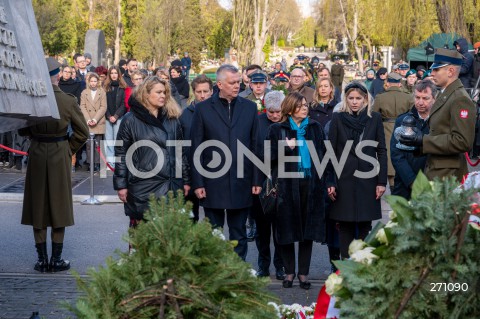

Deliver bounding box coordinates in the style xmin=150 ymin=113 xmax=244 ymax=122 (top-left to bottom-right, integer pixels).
xmin=430 ymin=282 xmax=468 ymax=292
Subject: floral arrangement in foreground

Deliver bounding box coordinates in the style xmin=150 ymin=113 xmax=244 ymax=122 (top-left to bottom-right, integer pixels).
xmin=325 ymin=172 xmax=480 ymax=319
xmin=269 ymin=301 xmax=316 ymax=319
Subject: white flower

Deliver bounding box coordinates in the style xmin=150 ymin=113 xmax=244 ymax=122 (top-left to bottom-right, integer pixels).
xmin=255 ymin=100 xmax=262 ymax=111
xmin=388 ymin=210 xmax=397 ymax=220
xmin=350 ymin=246 xmax=379 ymax=265
xmin=348 ymin=239 xmax=367 ymax=256
xmin=385 ymin=221 xmax=398 ymax=228
xmin=212 ymin=229 xmax=226 ymax=241
xmin=249 ymin=268 xmax=257 ymax=277
xmin=375 ymin=228 xmax=388 ymax=245
xmin=325 ymin=273 xmax=343 ymax=296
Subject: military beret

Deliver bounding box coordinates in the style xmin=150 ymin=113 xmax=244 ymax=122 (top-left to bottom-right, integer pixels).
xmin=273 ymin=71 xmax=290 ymax=82
xmin=46 ymin=57 xmax=61 ymax=76
xmin=431 ymin=48 xmax=463 ymax=69
xmin=406 ymin=69 xmax=417 ymax=77
xmin=416 ymin=65 xmax=426 ymax=72
xmin=422 ymin=70 xmax=432 ymax=79
xmin=377 ymin=67 xmax=388 ymax=76
xmin=249 ymin=70 xmax=268 ymax=83
xmin=398 ymin=63 xmax=410 ymax=70
xmin=387 ymin=72 xmax=402 ymax=83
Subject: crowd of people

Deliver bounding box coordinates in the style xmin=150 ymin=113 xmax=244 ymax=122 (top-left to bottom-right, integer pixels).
xmin=15 ymin=40 xmax=477 ymax=291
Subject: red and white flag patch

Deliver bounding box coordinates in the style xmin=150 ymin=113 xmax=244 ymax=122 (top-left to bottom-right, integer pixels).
xmin=460 ymin=109 xmax=469 ymax=119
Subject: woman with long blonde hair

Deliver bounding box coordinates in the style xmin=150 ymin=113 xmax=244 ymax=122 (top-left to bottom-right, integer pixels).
xmin=327 ymin=81 xmax=387 ymax=260
xmin=114 ymin=76 xmax=188 ymax=229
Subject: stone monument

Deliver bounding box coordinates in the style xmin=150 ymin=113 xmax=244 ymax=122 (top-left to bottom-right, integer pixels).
xmin=84 ymin=30 xmax=106 ymax=67
xmin=0 ymin=0 xmax=59 ymax=133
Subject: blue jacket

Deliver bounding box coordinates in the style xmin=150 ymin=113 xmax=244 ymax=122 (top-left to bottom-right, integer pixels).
xmin=390 ymin=107 xmax=429 ymax=199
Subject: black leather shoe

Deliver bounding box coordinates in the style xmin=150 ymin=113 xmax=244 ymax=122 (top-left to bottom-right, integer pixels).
xmin=298 ymin=276 xmax=311 ymax=290
xmin=49 ymin=242 xmax=70 ymax=272
xmin=282 ymin=274 xmax=295 ymax=288
xmin=256 ymin=269 xmax=269 ymax=277
xmin=275 ymin=268 xmax=286 ymax=280
xmin=34 ymin=242 xmax=48 ymax=273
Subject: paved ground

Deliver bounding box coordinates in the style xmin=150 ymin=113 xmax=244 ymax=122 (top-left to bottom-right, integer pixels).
xmin=0 ymin=166 xmax=391 ymax=318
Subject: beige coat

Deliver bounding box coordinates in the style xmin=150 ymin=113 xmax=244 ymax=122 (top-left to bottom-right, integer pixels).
xmin=423 ymin=79 xmax=476 ymax=181
xmin=80 ymin=88 xmax=107 ymax=135
xmin=373 ymin=86 xmax=413 ymax=177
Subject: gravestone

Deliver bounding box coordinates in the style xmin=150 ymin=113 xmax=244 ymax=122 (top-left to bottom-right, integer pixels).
xmin=0 ymin=0 xmax=59 ymax=133
xmin=84 ymin=30 xmax=106 ymax=67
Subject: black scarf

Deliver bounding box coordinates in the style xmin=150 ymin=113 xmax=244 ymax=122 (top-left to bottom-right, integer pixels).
xmin=128 ymin=95 xmax=167 ymax=132
xmin=339 ymin=110 xmax=369 ymax=146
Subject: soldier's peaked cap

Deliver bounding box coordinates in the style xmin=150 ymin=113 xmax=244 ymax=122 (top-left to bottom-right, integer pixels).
xmin=46 ymin=57 xmax=61 ymax=76
xmin=430 ymin=48 xmax=463 ymax=69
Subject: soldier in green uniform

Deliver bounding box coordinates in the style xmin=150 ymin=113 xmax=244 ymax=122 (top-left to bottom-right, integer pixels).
xmin=373 ymin=72 xmax=413 ymax=189
xmin=404 ymin=69 xmax=418 ymax=94
xmin=20 ymin=58 xmax=89 ymax=273
xmin=400 ymin=48 xmax=476 ymax=181
xmin=331 ymin=57 xmax=345 ymax=92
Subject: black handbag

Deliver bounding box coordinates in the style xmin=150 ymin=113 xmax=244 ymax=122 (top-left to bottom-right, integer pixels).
xmin=259 ymin=176 xmax=278 ymax=215
xmin=259 ymin=128 xmax=285 ymax=216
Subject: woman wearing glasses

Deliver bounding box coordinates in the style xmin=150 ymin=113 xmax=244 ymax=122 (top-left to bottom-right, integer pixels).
xmin=267 ymin=92 xmax=332 ymax=290
xmin=327 ymin=81 xmax=387 ymax=260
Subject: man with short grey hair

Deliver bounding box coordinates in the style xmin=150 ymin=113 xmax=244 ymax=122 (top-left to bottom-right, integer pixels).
xmin=288 ymin=67 xmax=315 ymax=103
xmin=190 ymin=64 xmax=262 ymax=260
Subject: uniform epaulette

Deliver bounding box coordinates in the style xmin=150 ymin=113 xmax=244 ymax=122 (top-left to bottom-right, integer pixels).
xmin=65 ymin=93 xmax=76 ymax=99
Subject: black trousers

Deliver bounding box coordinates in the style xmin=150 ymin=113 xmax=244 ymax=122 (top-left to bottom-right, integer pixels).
xmin=184 ymin=192 xmax=200 ymax=222
xmin=204 ymin=207 xmax=249 ymax=261
xmin=251 ymin=195 xmax=283 ymax=272
xmin=338 ymin=221 xmax=372 ymax=259
xmin=279 ymin=178 xmax=313 ymax=276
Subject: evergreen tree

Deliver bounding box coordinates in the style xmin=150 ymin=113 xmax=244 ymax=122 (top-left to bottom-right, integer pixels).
xmin=330 ymin=173 xmax=480 ymax=319
xmin=70 ymin=192 xmax=278 ymax=318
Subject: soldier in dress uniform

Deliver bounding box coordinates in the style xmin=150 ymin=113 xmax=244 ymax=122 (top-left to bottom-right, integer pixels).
xmin=373 ymin=72 xmax=413 ymax=189
xmin=399 ymin=48 xmax=476 ymax=182
xmin=20 ymin=58 xmax=89 ymax=273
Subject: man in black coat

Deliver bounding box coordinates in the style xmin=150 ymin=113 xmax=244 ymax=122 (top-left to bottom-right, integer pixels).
xmin=454 ymin=38 xmax=474 ymax=89
xmin=391 ymin=80 xmax=436 ymax=199
xmin=180 ymin=75 xmax=213 ymax=222
xmin=190 ymin=64 xmax=262 ymax=260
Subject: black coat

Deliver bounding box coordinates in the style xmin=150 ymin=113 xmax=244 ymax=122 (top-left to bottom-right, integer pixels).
xmin=256 ymin=112 xmax=275 ymax=159
xmin=309 ymin=100 xmax=337 ymax=128
xmin=370 ymin=78 xmax=385 ymax=98
xmin=328 ymin=111 xmax=387 ymax=222
xmin=58 ymin=78 xmax=83 ymax=105
xmin=390 ymin=107 xmax=429 ymax=199
xmin=190 ymin=93 xmax=260 ymax=209
xmin=179 ymin=102 xmax=195 ymax=140
xmin=105 ymin=86 xmax=127 ymax=119
xmin=267 ymin=120 xmax=331 ymax=244
xmin=171 ymin=75 xmax=190 ymax=98
xmin=455 ymin=38 xmax=474 ymax=89
xmin=113 ymin=97 xmax=190 ymax=220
